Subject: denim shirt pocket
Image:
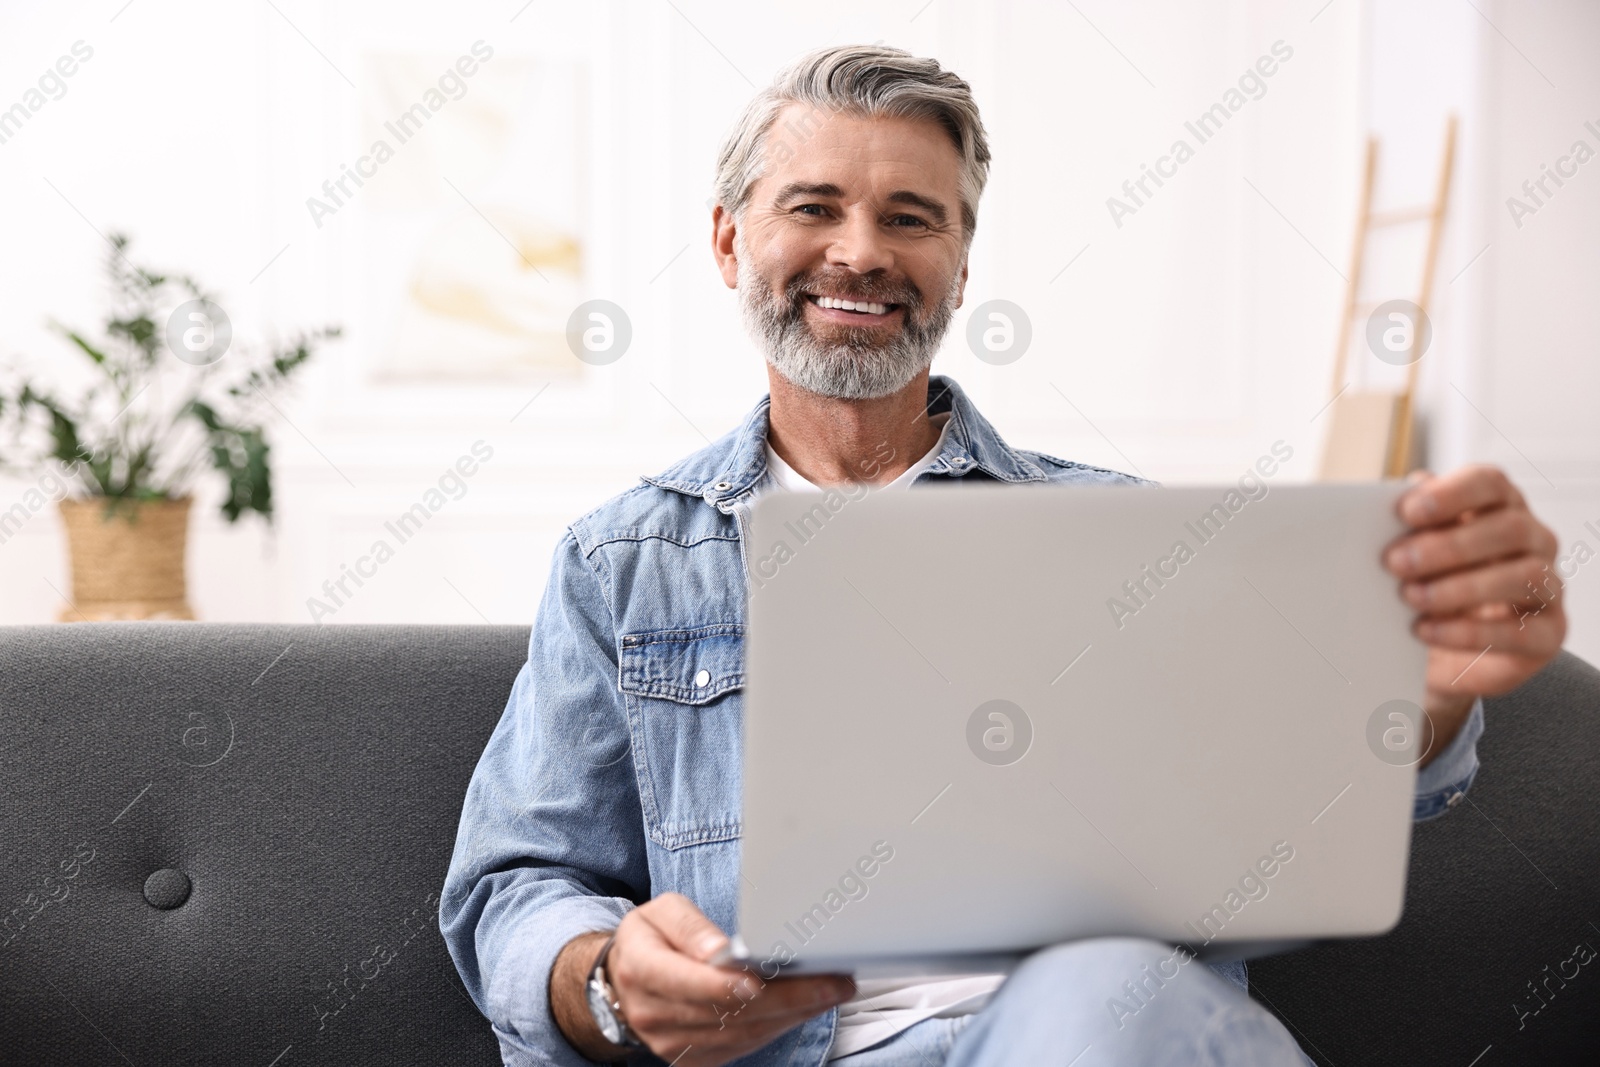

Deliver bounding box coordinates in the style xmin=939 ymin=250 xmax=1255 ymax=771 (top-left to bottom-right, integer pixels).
xmin=618 ymin=623 xmax=744 ymax=850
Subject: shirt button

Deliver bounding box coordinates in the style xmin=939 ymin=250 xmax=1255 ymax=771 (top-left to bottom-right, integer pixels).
xmin=1446 ymin=791 xmax=1465 ymax=808
xmin=712 ymin=481 xmax=732 ymax=492
xmin=951 ymin=457 xmax=967 ymax=466
xmin=694 ymin=669 xmax=711 ymax=687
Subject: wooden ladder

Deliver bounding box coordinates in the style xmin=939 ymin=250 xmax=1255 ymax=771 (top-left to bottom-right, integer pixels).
xmin=1317 ymin=115 xmax=1457 ymax=481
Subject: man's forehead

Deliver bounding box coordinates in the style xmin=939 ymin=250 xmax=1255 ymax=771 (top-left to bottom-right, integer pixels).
xmin=754 ymin=103 xmax=962 ymax=201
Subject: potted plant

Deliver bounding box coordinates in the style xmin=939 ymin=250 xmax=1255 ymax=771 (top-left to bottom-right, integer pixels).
xmin=0 ymin=234 xmax=338 ymax=621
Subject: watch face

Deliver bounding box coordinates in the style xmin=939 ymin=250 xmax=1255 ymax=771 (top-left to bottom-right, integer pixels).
xmin=588 ymin=978 xmax=624 ymax=1044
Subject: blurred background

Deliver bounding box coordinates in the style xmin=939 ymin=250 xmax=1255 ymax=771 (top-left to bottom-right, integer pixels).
xmin=0 ymin=0 xmax=1595 ymax=662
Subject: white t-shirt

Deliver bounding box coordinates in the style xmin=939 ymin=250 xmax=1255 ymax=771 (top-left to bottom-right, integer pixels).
xmin=755 ymin=413 xmax=1008 ymax=1060
xmin=762 ymin=412 xmax=952 ymax=494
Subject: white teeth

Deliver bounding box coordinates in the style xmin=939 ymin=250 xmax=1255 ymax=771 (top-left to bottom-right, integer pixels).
xmin=816 ymin=295 xmax=890 ymax=315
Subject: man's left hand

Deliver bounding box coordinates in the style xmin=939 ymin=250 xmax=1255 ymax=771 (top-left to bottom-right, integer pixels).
xmin=1383 ymin=464 xmax=1567 ymax=762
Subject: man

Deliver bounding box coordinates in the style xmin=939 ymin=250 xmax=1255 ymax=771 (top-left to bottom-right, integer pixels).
xmin=442 ymin=44 xmax=1567 ymax=1066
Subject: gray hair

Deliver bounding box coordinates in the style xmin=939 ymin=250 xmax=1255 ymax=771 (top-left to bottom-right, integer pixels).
xmin=713 ymin=44 xmax=991 ymax=246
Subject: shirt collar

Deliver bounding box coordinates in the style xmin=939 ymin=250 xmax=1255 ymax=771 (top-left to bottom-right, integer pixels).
xmin=640 ymin=374 xmax=1049 ymax=510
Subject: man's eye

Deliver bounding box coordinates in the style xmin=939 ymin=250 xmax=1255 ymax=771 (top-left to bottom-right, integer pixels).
xmin=794 ymin=204 xmax=827 ymax=217
xmin=891 ymin=215 xmax=928 ymax=228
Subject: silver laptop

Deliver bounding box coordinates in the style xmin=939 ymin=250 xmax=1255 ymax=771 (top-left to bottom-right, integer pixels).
xmin=733 ymin=482 xmax=1426 ymax=976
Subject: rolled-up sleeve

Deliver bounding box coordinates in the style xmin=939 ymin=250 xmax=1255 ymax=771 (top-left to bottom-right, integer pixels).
xmin=1412 ymin=697 xmax=1485 ymax=822
xmin=441 ymin=529 xmax=649 ymax=1064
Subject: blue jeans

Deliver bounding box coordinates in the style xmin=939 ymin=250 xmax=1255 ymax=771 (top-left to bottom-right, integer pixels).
xmin=833 ymin=939 xmax=1313 ymax=1067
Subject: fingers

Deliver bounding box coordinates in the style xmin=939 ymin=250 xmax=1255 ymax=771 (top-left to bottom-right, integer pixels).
xmin=643 ymin=892 xmax=729 ymax=962
xmin=1396 ymin=466 xmax=1569 ymax=707
xmin=611 ymin=893 xmax=854 ymax=1060
xmin=1402 ymin=555 xmax=1563 ymax=614
xmin=615 ymin=901 xmax=738 ymax=1009
xmin=624 ymin=897 xmax=851 ymax=1016
xmin=629 ymin=973 xmax=853 ymax=1066
xmin=620 ymin=953 xmax=849 ymax=1032
xmin=719 ymin=975 xmax=857 ymax=1023
xmin=1385 ymin=504 xmax=1556 ymax=581
xmin=632 ymin=975 xmax=851 ymax=1041
xmin=1414 ymin=609 xmax=1566 ymax=656
xmin=1397 ymin=464 xmax=1524 ymax=529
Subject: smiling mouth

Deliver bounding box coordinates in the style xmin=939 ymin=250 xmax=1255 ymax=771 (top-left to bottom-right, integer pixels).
xmin=804 ymin=293 xmax=902 ymax=317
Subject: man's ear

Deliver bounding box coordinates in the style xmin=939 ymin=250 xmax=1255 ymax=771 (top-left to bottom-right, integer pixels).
xmin=712 ymin=204 xmax=739 ymax=289
xmin=953 ymin=257 xmax=970 ymax=310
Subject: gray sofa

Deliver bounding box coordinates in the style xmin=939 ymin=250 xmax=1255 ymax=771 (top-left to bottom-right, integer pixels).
xmin=1 ymin=623 xmax=1595 ymax=1065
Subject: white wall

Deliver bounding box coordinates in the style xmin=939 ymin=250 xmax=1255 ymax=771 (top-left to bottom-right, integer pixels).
xmin=1360 ymin=0 xmax=1600 ymax=663
xmin=1463 ymin=0 xmax=1600 ymax=664
xmin=0 ymin=0 xmax=1592 ymax=663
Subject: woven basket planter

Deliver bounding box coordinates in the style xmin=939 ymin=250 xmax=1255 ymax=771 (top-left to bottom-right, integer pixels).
xmin=57 ymin=497 xmax=195 ymax=621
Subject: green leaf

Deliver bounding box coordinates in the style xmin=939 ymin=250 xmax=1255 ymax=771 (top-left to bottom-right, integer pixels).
xmin=242 ymin=428 xmax=272 ymax=521
xmin=59 ymin=329 xmax=109 ymax=366
xmin=9 ymin=387 xmax=111 ymax=495
xmin=188 ymin=398 xmax=221 ymax=431
xmin=189 ymin=399 xmax=274 ymax=523
xmin=108 ymin=315 xmax=158 ymax=351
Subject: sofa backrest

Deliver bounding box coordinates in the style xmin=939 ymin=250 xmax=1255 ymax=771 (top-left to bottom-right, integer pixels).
xmin=1 ymin=623 xmax=523 ymax=1066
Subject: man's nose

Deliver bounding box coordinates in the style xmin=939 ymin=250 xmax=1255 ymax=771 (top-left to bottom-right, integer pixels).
xmin=826 ymin=207 xmax=896 ymax=276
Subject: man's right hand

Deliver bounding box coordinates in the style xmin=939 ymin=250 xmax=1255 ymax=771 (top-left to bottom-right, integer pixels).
xmin=551 ymin=893 xmax=855 ymax=1065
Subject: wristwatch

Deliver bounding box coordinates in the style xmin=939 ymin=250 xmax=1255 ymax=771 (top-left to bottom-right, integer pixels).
xmin=586 ymin=933 xmax=643 ymax=1050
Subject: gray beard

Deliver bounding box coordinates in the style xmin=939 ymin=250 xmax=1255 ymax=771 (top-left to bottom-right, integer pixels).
xmin=736 ymin=250 xmax=961 ymax=401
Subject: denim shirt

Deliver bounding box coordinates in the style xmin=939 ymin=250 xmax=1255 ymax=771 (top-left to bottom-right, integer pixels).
xmin=440 ymin=374 xmax=1484 ymax=1067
